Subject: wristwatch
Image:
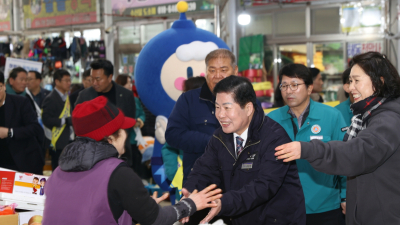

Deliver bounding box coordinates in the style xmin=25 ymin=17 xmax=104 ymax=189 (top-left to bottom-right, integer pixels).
xmin=8 ymin=128 xmax=13 ymax=138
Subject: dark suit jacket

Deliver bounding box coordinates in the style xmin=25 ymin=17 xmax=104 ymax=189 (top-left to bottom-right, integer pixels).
xmin=4 ymin=94 xmax=45 ymax=174
xmin=42 ymin=90 xmax=72 ymax=151
xmin=69 ymin=87 xmax=84 ymax=111
xmin=75 ymin=81 xmax=136 ymax=166
xmin=75 ymin=81 xmax=136 ymax=119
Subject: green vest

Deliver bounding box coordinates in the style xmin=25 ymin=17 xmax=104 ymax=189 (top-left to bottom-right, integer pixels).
xmin=268 ymin=99 xmax=347 ymax=214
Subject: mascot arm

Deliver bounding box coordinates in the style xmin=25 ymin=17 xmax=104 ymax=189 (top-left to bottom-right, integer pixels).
xmin=166 ymin=95 xmax=212 ymax=154
xmin=155 ymin=115 xmax=168 ymax=144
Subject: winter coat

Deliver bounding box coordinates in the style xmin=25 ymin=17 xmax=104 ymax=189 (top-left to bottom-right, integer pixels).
xmin=184 ymin=104 xmax=306 ymax=225
xmin=300 ymin=97 xmax=400 ymax=225
xmin=166 ymin=83 xmax=220 ymax=184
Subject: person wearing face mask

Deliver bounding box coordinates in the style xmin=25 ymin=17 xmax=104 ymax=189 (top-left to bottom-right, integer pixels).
xmin=275 ymin=52 xmax=400 ymax=225
xmin=268 ymin=64 xmax=347 ymax=225
xmin=42 ymin=96 xmax=223 ymax=225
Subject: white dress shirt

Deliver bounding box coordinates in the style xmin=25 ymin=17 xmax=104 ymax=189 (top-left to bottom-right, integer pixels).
xmin=233 ymin=127 xmax=249 ymax=157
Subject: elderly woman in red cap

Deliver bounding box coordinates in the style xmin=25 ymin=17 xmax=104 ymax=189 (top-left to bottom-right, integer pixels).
xmin=42 ymin=96 xmax=222 ymax=225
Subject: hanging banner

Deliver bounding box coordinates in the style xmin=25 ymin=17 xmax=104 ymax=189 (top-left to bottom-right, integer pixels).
xmin=23 ymin=0 xmax=98 ymax=29
xmin=241 ymin=0 xmax=319 ymax=6
xmin=113 ymin=0 xmax=180 ymax=11
xmin=0 ymin=0 xmax=11 ymax=31
xmin=112 ymin=0 xmax=213 ymax=18
xmin=347 ymin=41 xmax=383 ymax=59
xmin=341 ymin=4 xmax=382 ymax=33
xmin=4 ymin=58 xmax=43 ymax=80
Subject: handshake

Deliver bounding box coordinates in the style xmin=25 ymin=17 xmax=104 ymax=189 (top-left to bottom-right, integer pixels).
xmin=180 ymin=184 xmax=223 ymax=224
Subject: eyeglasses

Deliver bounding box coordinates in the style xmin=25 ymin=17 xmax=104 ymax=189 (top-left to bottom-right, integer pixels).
xmin=279 ymin=83 xmax=305 ymax=91
xmin=61 ymin=79 xmax=71 ymax=83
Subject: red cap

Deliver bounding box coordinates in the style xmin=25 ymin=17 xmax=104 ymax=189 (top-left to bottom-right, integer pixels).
xmin=72 ymin=96 xmax=136 ymax=141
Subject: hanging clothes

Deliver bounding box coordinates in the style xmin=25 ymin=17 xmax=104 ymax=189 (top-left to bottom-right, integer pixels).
xmin=70 ymin=37 xmax=81 ymax=64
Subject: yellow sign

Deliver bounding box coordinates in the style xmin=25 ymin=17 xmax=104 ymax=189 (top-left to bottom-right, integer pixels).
xmin=130 ymin=7 xmax=157 ymax=17
xmin=253 ymin=81 xmax=272 ymax=91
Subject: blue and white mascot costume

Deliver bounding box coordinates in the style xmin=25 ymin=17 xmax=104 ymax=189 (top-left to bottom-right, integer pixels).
xmin=135 ymin=1 xmax=229 ymax=197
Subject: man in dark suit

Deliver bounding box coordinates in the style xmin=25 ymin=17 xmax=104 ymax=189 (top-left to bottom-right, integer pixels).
xmin=27 ymin=70 xmax=50 ymax=108
xmin=0 ymin=71 xmax=44 ymax=174
xmin=42 ymin=69 xmax=72 ymax=170
xmin=75 ymin=59 xmax=136 ymax=166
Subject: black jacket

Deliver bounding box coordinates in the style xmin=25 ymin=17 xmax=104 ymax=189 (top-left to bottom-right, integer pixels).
xmin=184 ymin=104 xmax=306 ymax=225
xmin=42 ymin=89 xmax=72 ymax=150
xmin=3 ymin=94 xmax=44 ymax=174
xmin=75 ymin=81 xmax=136 ymax=166
xmin=166 ymin=84 xmax=220 ymax=184
xmin=69 ymin=86 xmax=84 ymax=111
xmin=75 ymin=81 xmax=136 ymax=119
xmin=301 ymin=97 xmax=400 ymax=225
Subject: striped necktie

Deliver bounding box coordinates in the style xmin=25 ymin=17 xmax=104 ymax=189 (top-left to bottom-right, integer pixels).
xmin=236 ymin=136 xmax=244 ymax=156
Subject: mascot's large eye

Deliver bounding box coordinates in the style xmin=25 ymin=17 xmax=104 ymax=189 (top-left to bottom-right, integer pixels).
xmin=187 ymin=67 xmax=193 ymax=78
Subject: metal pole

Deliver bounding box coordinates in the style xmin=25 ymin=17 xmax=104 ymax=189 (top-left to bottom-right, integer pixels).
xmin=13 ymin=0 xmax=21 ymax=31
xmin=229 ymin=0 xmax=238 ymax=58
xmin=104 ymin=0 xmax=115 ymax=68
xmin=273 ymin=44 xmax=278 ymax=89
xmin=214 ymin=2 xmax=220 ymax=37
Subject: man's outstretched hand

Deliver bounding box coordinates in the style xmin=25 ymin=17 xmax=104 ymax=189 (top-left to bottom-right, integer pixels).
xmin=200 ymin=199 xmax=222 ymax=224
xmin=188 ymin=184 xmax=222 ymax=211
xmin=180 ymin=185 xmax=222 ymax=224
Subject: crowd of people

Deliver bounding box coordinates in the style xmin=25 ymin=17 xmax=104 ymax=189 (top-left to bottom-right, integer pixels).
xmin=1 ymin=49 xmax=400 ymax=225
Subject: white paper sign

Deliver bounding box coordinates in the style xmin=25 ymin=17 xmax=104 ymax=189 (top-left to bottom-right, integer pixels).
xmin=13 ymin=172 xmax=48 ymax=198
xmin=4 ymin=58 xmax=43 ymax=80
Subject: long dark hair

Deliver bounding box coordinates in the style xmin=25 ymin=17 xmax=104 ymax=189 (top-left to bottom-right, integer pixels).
xmin=351 ymin=52 xmax=400 ymax=98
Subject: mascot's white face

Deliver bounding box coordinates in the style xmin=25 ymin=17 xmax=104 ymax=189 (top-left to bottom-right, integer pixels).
xmin=160 ymin=41 xmax=218 ymax=101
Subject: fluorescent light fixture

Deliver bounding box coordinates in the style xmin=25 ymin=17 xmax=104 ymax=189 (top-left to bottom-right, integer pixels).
xmin=238 ymin=12 xmax=251 ymax=26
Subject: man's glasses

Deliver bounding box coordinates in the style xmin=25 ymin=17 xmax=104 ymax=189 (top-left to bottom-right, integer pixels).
xmin=279 ymin=83 xmax=305 ymax=91
xmin=61 ymin=79 xmax=71 ymax=83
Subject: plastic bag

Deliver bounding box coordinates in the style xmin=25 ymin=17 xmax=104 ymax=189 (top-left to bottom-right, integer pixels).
xmin=0 ymin=203 xmax=17 ymax=215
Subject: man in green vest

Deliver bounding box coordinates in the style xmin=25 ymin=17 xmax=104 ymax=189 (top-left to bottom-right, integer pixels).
xmin=268 ymin=64 xmax=347 ymax=225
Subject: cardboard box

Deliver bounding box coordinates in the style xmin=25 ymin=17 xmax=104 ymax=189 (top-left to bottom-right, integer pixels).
xmin=0 ymin=213 xmax=18 ymax=225
xmin=0 ymin=168 xmax=47 ymax=211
